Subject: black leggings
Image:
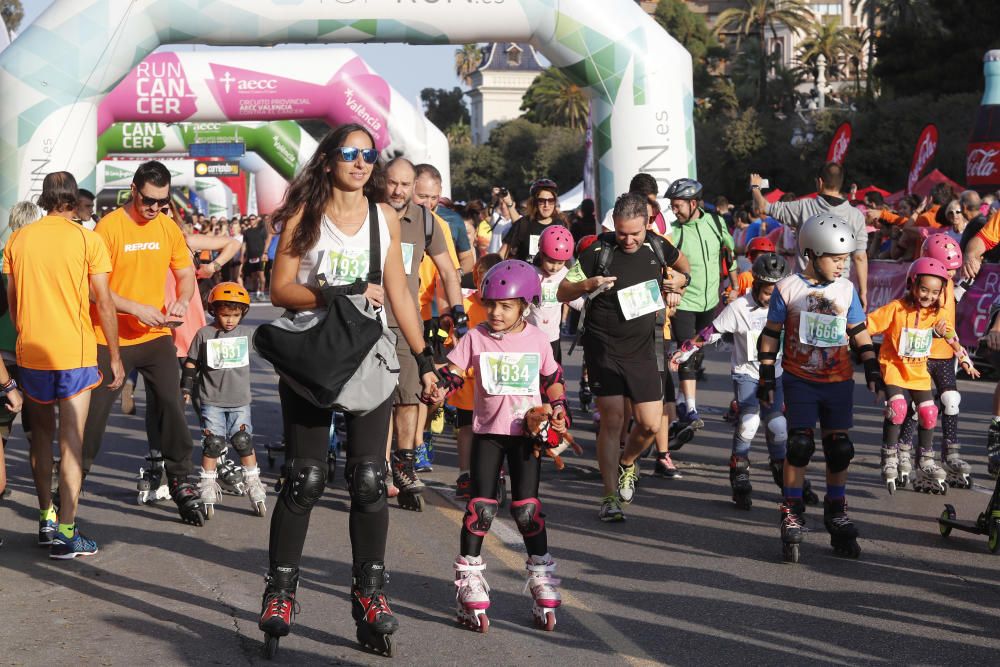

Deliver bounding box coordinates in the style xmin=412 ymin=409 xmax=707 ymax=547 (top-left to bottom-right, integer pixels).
xmin=550 ymin=339 xmax=562 ymax=365
xmin=82 ymin=336 xmax=194 ymax=479
xmin=883 ymin=385 xmax=934 ymax=455
xmin=268 ymin=381 xmax=392 ymax=569
xmin=461 ymin=434 xmax=546 ymax=557
xmin=897 ymin=358 xmax=958 ymax=452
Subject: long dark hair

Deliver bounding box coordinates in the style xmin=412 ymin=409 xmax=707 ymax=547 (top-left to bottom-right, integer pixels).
xmin=274 ymin=123 xmax=385 ymax=257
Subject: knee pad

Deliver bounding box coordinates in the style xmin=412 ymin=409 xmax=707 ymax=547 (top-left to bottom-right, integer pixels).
xmin=885 ymin=395 xmax=907 ymax=425
xmin=281 ymin=459 xmax=327 ymax=514
xmin=737 ymin=411 xmax=761 ymax=443
xmin=917 ymin=401 xmax=939 ymax=430
xmin=677 ymin=350 xmax=704 ymax=380
xmin=229 ymin=427 xmax=254 ymax=458
xmin=786 ymin=428 xmax=815 ymax=467
xmin=346 ymin=460 xmax=387 ymax=513
xmin=766 ymin=414 xmax=787 ymax=443
xmin=464 ymin=497 xmax=499 ymax=537
xmin=822 ymin=433 xmax=854 ymax=473
xmin=202 ymin=432 xmax=226 ymax=459
xmin=939 ymin=390 xmax=960 ymax=416
xmin=510 ymin=497 xmax=545 ymax=537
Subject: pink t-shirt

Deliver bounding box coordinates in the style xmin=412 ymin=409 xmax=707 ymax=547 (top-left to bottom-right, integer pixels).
xmin=447 ymin=322 xmax=559 ymax=436
xmin=527 ymin=265 xmax=568 ymax=342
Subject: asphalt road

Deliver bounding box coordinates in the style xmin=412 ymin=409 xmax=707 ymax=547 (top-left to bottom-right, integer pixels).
xmin=1 ymin=304 xmax=999 ymax=666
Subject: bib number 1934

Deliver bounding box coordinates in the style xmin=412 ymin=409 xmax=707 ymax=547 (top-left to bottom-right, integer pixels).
xmin=479 ymin=352 xmax=540 ymax=396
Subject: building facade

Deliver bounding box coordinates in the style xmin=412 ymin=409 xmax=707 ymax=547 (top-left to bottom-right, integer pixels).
xmin=466 ymin=42 xmax=544 ymax=145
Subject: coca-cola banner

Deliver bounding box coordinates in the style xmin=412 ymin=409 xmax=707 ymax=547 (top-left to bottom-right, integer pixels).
xmin=967 ymin=142 xmax=1000 ymax=188
xmin=826 ymin=122 xmax=852 ymax=165
xmin=956 ymin=264 xmax=1000 ymax=347
xmin=907 ymin=124 xmax=939 ymax=194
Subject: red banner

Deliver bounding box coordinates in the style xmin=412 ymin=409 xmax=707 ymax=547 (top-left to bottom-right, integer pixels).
xmin=826 ymin=122 xmax=852 ymax=164
xmin=967 ymin=142 xmax=1000 ymax=188
xmin=864 ymin=261 xmax=909 ymax=312
xmin=956 ymin=264 xmax=1000 ymax=347
xmin=907 ymin=124 xmax=938 ymax=194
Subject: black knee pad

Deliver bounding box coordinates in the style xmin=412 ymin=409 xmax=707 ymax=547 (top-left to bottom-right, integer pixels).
xmin=822 ymin=432 xmax=854 ymax=473
xmin=786 ymin=428 xmax=815 ymax=468
xmin=230 ymin=427 xmax=253 ymax=458
xmin=677 ymin=350 xmax=704 ymax=380
xmin=280 ymin=458 xmax=327 ymax=514
xmin=510 ymin=497 xmax=545 ymax=537
xmin=346 ymin=460 xmax=387 ymax=513
xmin=463 ymin=497 xmax=499 ymax=537
xmin=202 ymin=432 xmax=226 ymax=459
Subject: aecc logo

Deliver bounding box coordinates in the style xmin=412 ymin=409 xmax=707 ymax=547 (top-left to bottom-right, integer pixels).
xmin=219 ymin=72 xmax=279 ymax=94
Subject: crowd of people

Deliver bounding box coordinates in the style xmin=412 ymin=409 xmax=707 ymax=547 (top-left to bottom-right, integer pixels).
xmin=1 ymin=121 xmax=1000 ymax=656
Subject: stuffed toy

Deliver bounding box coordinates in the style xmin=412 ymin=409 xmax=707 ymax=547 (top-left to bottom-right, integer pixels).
xmin=523 ymin=405 xmax=582 ymax=470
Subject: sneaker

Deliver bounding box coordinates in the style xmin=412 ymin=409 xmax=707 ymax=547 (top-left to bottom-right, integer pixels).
xmin=654 ymin=453 xmax=682 ymax=479
xmin=455 ymin=472 xmax=472 ymax=499
xmin=617 ymin=460 xmax=639 ymax=504
xmin=683 ymin=409 xmax=704 ymax=430
xmin=599 ymin=495 xmax=625 ymax=522
xmin=430 ymin=408 xmax=445 ymax=434
xmin=414 ymin=442 xmax=434 ymax=472
xmin=38 ymin=517 xmax=58 ymax=546
xmin=49 ymin=527 xmax=99 ymax=560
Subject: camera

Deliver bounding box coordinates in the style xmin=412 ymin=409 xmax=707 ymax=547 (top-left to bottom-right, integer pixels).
xmin=498 ymin=187 xmax=508 ymax=198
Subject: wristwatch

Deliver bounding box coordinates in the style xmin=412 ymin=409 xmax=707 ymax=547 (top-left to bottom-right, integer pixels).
xmin=210 ymin=260 xmax=221 ymax=273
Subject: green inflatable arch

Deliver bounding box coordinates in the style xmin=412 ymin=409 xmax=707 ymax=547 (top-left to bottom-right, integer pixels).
xmin=0 ymin=0 xmax=693 ymax=232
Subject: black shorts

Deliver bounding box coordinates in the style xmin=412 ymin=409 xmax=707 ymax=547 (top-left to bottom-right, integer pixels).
xmin=670 ymin=308 xmax=716 ymax=343
xmin=584 ymin=340 xmax=662 ymax=404
xmin=455 ymin=408 xmax=473 ymax=429
xmin=241 ymin=259 xmax=263 ymax=278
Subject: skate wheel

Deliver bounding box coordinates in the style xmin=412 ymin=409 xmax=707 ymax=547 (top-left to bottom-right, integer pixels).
xmin=988 ymin=518 xmax=1000 ymax=554
xmin=205 ymin=504 xmax=214 ymax=520
xmin=886 ymin=480 xmax=895 ymax=495
xmin=939 ymin=508 xmax=954 ymax=537
xmin=782 ymin=542 xmax=799 ymax=564
xmin=137 ymin=492 xmax=147 ymax=505
xmin=535 ymin=610 xmax=556 ymax=632
xmin=254 ymin=501 xmax=267 ymax=517
xmin=477 ymin=613 xmax=490 ymax=634
xmin=263 ymin=634 xmax=279 ymax=659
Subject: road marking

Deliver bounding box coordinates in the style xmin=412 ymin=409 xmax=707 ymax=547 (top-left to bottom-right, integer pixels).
xmin=424 ymin=484 xmax=661 ymax=667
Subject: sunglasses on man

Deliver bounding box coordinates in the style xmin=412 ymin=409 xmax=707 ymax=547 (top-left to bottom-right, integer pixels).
xmin=334 ymin=147 xmax=379 ymax=164
xmin=137 ymin=192 xmax=170 ymax=209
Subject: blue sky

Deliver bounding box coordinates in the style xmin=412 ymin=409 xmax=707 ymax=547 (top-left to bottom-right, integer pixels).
xmin=21 ymin=0 xmax=466 ymax=103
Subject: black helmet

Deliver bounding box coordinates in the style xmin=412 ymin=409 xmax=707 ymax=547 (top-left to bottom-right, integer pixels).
xmin=664 ymin=178 xmax=703 ymax=201
xmin=751 ymin=253 xmax=786 ymax=284
xmin=529 ymin=178 xmax=558 ymax=198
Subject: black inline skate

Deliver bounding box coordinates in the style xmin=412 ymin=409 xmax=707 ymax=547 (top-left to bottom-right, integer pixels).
xmin=988 ymin=420 xmax=1000 ymax=479
xmin=824 ymin=497 xmax=861 ymax=559
xmin=260 ymin=565 xmax=299 ymax=659
xmin=352 ymin=561 xmax=398 ymax=657
xmin=137 ymin=450 xmax=170 ymax=504
xmin=391 ymin=450 xmax=425 ymax=511
xmin=169 ymin=477 xmax=207 ymax=526
xmin=729 ymin=455 xmax=752 ymax=509
xmin=780 ymin=500 xmax=805 ymax=563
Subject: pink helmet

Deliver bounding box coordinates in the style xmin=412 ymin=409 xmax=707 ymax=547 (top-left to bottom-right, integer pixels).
xmin=538 ymin=225 xmax=573 ymax=261
xmin=921 ymin=233 xmax=962 ymax=271
xmin=906 ymin=257 xmax=950 ymax=286
xmin=480 ymin=260 xmax=542 ymax=305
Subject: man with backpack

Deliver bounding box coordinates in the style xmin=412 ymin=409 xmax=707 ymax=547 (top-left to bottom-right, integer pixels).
xmin=558 ymin=192 xmax=690 ymax=523
xmin=666 ymin=178 xmax=738 ymax=443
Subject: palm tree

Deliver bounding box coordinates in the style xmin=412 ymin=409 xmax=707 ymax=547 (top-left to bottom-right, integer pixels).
xmin=714 ymin=0 xmax=814 ymax=108
xmin=521 ymin=68 xmax=590 ymax=131
xmin=454 ymin=44 xmax=483 ymax=88
xmin=796 ymin=18 xmax=857 ymax=81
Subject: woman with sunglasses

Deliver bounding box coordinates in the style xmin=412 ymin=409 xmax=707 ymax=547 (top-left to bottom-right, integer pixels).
xmin=259 ymin=123 xmax=438 ymax=658
xmin=499 ymin=178 xmax=567 ymax=262
xmin=936 ymin=198 xmax=968 ymax=243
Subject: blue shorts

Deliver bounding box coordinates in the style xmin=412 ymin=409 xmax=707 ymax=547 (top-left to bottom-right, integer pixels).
xmin=200 ymin=404 xmax=252 ymax=439
xmin=782 ymin=373 xmax=854 ymax=431
xmin=19 ymin=366 xmax=101 ymax=404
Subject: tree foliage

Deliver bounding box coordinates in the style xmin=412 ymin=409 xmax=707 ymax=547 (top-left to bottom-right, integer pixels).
xmin=651 ymin=0 xmax=727 ymax=92
xmin=454 ymin=44 xmax=483 ymax=88
xmin=520 ymin=68 xmax=589 ymax=131
xmin=420 ymin=87 xmax=470 ymax=133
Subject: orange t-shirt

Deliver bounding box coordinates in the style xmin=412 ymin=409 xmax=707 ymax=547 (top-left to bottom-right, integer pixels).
xmin=447 ymin=291 xmax=486 ymax=411
xmin=916 ymin=206 xmax=942 ymax=229
xmin=418 ymin=213 xmax=460 ymax=321
xmin=866 ymin=298 xmax=941 ymax=390
xmin=929 ymin=279 xmax=955 ymax=360
xmin=736 ymin=271 xmax=754 ymax=296
xmin=3 ymin=215 xmax=112 ymax=370
xmin=93 ymin=206 xmax=193 ymax=346
xmin=976 ymin=209 xmax=1000 ymax=249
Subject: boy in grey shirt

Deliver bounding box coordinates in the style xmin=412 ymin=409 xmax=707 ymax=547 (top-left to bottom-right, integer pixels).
xmin=181 ymin=282 xmax=266 ymax=518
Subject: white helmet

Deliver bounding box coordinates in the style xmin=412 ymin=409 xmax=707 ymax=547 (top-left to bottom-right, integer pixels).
xmin=798 ymin=213 xmax=855 ymax=258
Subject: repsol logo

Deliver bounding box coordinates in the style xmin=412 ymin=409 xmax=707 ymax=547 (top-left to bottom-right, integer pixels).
xmin=124 ymin=242 xmax=161 ymax=252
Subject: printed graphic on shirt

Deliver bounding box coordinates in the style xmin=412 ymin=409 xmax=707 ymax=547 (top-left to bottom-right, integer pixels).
xmin=479 ymin=352 xmax=540 ymax=396
xmin=206 ymin=336 xmax=249 ymax=369
xmin=528 ymin=235 xmax=540 ymax=259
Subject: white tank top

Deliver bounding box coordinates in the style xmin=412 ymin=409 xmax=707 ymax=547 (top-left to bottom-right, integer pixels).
xmin=295 ymin=200 xmax=390 ymax=322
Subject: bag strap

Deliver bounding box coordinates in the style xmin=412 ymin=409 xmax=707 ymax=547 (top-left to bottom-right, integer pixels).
xmin=595 ymin=231 xmax=616 ymax=277
xmin=423 ymin=205 xmax=435 ymax=251
xmin=366 ymin=198 xmax=382 ymax=285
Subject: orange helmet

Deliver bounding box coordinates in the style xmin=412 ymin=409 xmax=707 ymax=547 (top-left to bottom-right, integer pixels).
xmin=207 ymin=282 xmax=250 ymax=314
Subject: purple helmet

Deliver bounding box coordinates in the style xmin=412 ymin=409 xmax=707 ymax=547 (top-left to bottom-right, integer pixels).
xmin=480 ymin=260 xmax=541 ymax=306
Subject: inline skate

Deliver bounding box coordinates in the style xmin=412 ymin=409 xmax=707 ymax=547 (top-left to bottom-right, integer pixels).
xmin=197 ymin=468 xmax=222 ymax=519
xmin=352 ymin=561 xmax=398 ymax=657
xmin=729 ymin=455 xmax=752 ymax=509
xmin=824 ymin=497 xmax=861 ymax=558
xmin=525 ymin=554 xmax=561 ymax=631
xmin=898 ymin=444 xmax=913 ymax=488
xmin=454 ymin=555 xmax=490 ymax=632
xmin=169 ymin=477 xmax=206 ymax=526
xmin=780 ymin=500 xmax=805 ymax=563
xmin=137 ymin=450 xmax=170 ymax=504
xmin=881 ymin=446 xmax=900 ymax=495
xmin=391 ymin=450 xmax=425 ymax=511
xmin=244 ymin=466 xmax=267 ymax=516
xmin=217 ymin=451 xmax=247 ymax=496
xmin=912 ymin=451 xmax=947 ymax=495
xmin=943 ymin=444 xmax=972 ymax=489
xmin=260 ymin=565 xmax=298 ymax=659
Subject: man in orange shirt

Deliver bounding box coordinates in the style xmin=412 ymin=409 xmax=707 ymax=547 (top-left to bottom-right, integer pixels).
xmin=80 ymin=161 xmax=208 ymax=526
xmin=4 ymin=171 xmax=122 ymax=558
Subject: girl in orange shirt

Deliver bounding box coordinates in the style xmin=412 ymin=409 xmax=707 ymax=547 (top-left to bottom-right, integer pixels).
xmin=866 ymin=258 xmax=978 ymax=495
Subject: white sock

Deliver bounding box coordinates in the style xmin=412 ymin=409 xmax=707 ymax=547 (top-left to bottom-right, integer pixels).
xmin=686 ymin=396 xmax=697 ymax=412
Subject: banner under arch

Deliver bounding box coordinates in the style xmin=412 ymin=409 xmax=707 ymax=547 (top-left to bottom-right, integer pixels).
xmin=0 ymin=0 xmax=692 ymax=232
xmin=99 ymin=157 xmax=237 ymax=217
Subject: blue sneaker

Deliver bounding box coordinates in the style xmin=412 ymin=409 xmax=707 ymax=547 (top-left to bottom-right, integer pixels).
xmin=49 ymin=528 xmax=99 ymax=560
xmin=414 ymin=442 xmax=433 ymax=472
xmin=38 ymin=517 xmax=58 ymax=546
xmin=684 ymin=409 xmax=704 ymax=430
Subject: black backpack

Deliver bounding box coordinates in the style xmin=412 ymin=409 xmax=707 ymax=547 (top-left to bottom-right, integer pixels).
xmin=593 ymin=230 xmax=674 ymax=277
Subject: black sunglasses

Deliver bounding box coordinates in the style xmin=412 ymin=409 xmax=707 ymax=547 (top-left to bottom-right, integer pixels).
xmin=334 ymin=147 xmax=379 ymax=164
xmin=138 ymin=193 xmax=171 ymax=208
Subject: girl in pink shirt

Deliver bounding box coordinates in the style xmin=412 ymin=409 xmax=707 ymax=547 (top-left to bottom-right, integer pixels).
xmin=527 ymin=225 xmax=582 ymax=364
xmin=437 ymin=259 xmax=568 ymax=634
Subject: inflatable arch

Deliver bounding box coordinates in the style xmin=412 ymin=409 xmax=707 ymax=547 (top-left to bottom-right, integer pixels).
xmin=0 ymin=0 xmax=693 ymax=232
xmin=97 ymin=48 xmax=452 ymax=189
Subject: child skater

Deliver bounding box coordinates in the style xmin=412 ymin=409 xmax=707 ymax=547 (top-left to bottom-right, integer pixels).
xmin=528 ymin=225 xmax=581 ymax=365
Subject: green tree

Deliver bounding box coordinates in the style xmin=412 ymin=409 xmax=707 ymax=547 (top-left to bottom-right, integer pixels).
xmin=651 ymin=0 xmax=726 ymax=93
xmin=446 ymin=120 xmax=472 ymax=146
xmin=520 ymin=68 xmax=589 ymax=131
xmin=713 ymin=0 xmax=814 ymax=108
xmin=420 ymin=87 xmax=470 ymax=133
xmin=454 ymin=43 xmax=482 ymax=88
xmin=0 ymin=0 xmax=24 ymax=36
xmin=795 ymin=18 xmax=859 ymax=81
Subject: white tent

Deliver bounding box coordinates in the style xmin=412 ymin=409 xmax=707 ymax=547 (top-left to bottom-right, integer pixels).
xmin=559 ymin=181 xmax=585 ymax=211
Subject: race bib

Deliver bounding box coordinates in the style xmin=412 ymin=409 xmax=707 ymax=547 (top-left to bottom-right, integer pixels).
xmin=617 ymin=280 xmax=664 ymax=321
xmin=401 ymin=242 xmax=415 ymax=275
xmin=206 ymin=336 xmax=250 ymax=369
xmin=898 ymin=327 xmax=933 ymax=359
xmin=528 ymin=234 xmax=540 ymax=259
xmin=479 ymin=352 xmax=540 ymax=396
xmin=798 ymin=311 xmax=847 ymax=348
xmin=541 ymin=282 xmax=559 ymax=306
xmin=324 ymin=247 xmax=370 ymax=285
